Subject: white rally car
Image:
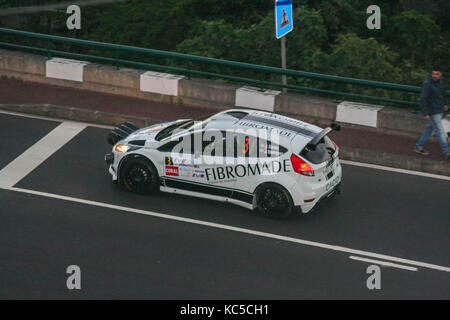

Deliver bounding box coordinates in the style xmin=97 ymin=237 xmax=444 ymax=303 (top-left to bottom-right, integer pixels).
xmin=105 ymin=109 xmax=342 ymax=219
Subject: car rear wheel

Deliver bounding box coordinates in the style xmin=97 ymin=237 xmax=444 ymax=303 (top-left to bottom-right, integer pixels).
xmin=256 ymin=183 xmax=293 ymax=219
xmin=120 ymin=157 xmax=159 ymax=194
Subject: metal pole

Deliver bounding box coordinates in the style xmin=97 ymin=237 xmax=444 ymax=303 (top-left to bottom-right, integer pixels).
xmin=281 ymin=36 xmax=287 ymax=93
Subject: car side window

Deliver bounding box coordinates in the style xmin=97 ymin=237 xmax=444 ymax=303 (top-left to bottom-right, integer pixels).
xmin=158 ymin=131 xmax=288 ymax=158
xmin=157 ymin=138 xmax=182 ymax=153
xmin=258 ymin=138 xmax=288 ymax=158
xmin=158 ymin=134 xmax=196 ymax=155
xmin=202 ymin=131 xmax=223 ymax=157
xmin=234 ymin=134 xmax=258 ymax=158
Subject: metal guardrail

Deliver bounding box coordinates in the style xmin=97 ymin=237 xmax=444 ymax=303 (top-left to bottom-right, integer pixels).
xmin=0 ymin=27 xmax=448 ymax=108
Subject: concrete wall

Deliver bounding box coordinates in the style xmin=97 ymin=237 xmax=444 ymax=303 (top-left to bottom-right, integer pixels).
xmin=0 ymin=49 xmax=47 ymax=80
xmin=0 ymin=49 xmax=440 ymax=138
xmin=275 ymin=92 xmax=337 ymax=122
xmin=178 ymin=78 xmax=239 ymax=109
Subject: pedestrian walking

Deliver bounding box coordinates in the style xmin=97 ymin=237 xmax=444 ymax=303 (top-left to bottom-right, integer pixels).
xmin=414 ymin=66 xmax=449 ymax=159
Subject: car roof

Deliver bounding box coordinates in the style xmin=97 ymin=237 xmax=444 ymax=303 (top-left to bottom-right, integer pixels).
xmin=201 ymin=109 xmax=323 ymax=147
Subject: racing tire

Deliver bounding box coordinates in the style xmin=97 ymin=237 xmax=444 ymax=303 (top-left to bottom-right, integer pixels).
xmin=120 ymin=157 xmax=159 ymax=194
xmin=255 ymin=183 xmax=294 ymax=220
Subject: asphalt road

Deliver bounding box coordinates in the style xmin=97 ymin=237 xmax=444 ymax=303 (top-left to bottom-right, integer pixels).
xmin=0 ymin=111 xmax=449 ymax=299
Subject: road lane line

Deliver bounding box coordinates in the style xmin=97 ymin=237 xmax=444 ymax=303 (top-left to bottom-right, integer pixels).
xmin=0 ymin=110 xmax=114 ymax=129
xmin=340 ymin=160 xmax=450 ymax=181
xmin=3 ymin=186 xmax=450 ymax=274
xmin=0 ymin=110 xmax=61 ymax=123
xmin=0 ymin=122 xmax=87 ymax=188
xmin=349 ymin=256 xmax=418 ymax=272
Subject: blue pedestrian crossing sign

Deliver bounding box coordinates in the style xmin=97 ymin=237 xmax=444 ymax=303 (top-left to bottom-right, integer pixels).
xmin=275 ymin=0 xmax=293 ymax=39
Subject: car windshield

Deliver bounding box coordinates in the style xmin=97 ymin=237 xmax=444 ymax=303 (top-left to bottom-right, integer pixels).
xmin=155 ymin=120 xmax=193 ymax=141
xmin=300 ymin=135 xmax=336 ymax=164
xmin=155 ymin=113 xmax=215 ymax=141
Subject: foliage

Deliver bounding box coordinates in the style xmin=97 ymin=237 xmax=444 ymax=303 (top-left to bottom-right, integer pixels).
xmin=2 ymin=0 xmax=449 ymax=95
xmin=388 ymin=10 xmax=440 ymax=66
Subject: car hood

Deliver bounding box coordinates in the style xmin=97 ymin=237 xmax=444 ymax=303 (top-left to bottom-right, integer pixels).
xmin=123 ymin=119 xmax=189 ymax=143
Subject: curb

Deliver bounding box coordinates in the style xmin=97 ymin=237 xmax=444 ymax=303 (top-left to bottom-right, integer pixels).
xmin=1 ymin=104 xmax=448 ymax=177
xmin=340 ymin=147 xmax=450 ymax=177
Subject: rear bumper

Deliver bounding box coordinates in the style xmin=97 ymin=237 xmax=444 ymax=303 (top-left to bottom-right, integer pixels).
xmin=317 ymin=182 xmax=341 ymax=203
xmin=298 ymin=182 xmax=341 ymax=214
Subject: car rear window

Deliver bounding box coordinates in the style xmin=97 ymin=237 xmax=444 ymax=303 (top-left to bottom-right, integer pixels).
xmin=300 ymin=136 xmax=336 ymax=164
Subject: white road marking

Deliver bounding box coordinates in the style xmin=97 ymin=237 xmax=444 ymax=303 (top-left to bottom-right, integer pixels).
xmin=340 ymin=160 xmax=450 ymax=181
xmin=0 ymin=110 xmax=114 ymax=129
xmin=349 ymin=256 xmax=418 ymax=272
xmin=0 ymin=110 xmax=61 ymax=123
xmin=0 ymin=122 xmax=87 ymax=188
xmin=2 ymin=186 xmax=450 ymax=274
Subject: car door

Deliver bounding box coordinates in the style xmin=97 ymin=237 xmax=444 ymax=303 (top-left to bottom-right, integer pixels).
xmin=158 ymin=130 xmax=234 ymax=199
xmin=199 ymin=129 xmax=234 ymax=198
xmin=231 ymin=132 xmax=290 ymax=201
xmin=201 ymin=130 xmax=259 ymax=204
xmin=231 ymin=132 xmax=259 ymax=195
xmin=157 ymin=131 xmax=200 ymax=188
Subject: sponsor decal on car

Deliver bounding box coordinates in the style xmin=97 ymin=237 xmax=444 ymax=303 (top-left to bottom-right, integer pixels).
xmin=326 ymin=175 xmax=340 ymax=191
xmin=237 ymin=121 xmax=294 ymax=138
xmin=166 ymin=157 xmax=205 ymax=178
xmin=179 ymin=166 xmax=206 ymax=178
xmin=165 ymin=166 xmax=179 ymax=177
xmin=165 ymin=156 xmax=174 ymax=166
xmin=205 ymin=159 xmax=291 ymax=182
xmin=165 ymin=156 xmax=200 ymax=168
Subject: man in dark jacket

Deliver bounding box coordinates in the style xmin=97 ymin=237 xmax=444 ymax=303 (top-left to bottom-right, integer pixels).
xmin=414 ymin=66 xmax=449 ymax=159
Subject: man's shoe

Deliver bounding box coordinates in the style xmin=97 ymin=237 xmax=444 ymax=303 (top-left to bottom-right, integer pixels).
xmin=414 ymin=146 xmax=430 ymax=155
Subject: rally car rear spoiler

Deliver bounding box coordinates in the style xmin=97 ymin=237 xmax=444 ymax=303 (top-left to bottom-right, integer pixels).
xmin=308 ymin=123 xmax=340 ymax=147
xmin=107 ymin=122 xmax=140 ymax=145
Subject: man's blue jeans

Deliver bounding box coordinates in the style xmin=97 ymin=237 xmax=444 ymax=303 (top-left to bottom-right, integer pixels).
xmin=416 ymin=113 xmax=449 ymax=155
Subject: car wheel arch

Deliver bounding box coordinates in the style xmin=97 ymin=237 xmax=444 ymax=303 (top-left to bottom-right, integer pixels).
xmin=253 ymin=181 xmax=295 ymax=219
xmin=253 ymin=181 xmax=294 ymax=204
xmin=118 ymin=153 xmax=157 ymax=180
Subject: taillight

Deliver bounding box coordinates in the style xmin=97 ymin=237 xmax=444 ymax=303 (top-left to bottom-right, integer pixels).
xmin=290 ymin=154 xmax=315 ymax=176
xmin=333 ymin=140 xmax=339 ymax=151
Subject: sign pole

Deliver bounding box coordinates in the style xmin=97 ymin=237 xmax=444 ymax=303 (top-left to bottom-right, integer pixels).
xmin=275 ymin=0 xmax=292 ymax=94
xmin=281 ymin=36 xmax=287 ymax=93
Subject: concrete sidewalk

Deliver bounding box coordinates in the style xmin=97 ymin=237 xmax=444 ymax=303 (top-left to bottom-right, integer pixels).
xmin=1 ymin=78 xmax=448 ymax=176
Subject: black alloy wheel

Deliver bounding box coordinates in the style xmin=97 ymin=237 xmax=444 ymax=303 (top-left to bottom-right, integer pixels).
xmin=256 ymin=183 xmax=293 ymax=219
xmin=120 ymin=158 xmax=159 ymax=194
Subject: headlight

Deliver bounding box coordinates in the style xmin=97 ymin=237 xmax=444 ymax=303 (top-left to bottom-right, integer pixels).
xmin=114 ymin=144 xmax=130 ymax=153
xmin=114 ymin=144 xmax=142 ymax=153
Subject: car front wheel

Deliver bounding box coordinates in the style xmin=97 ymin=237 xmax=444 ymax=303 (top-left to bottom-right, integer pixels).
xmin=120 ymin=157 xmax=159 ymax=194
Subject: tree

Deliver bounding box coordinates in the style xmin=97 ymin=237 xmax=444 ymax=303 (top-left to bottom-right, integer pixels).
xmin=327 ymin=33 xmax=401 ymax=82
xmin=389 ymin=10 xmax=440 ymax=66
xmin=313 ymin=0 xmax=363 ymax=47
xmin=175 ymin=7 xmax=328 ymax=70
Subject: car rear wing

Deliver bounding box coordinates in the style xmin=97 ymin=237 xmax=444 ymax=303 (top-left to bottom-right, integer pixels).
xmin=107 ymin=122 xmax=140 ymax=145
xmin=307 ymin=123 xmax=340 ymax=148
